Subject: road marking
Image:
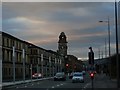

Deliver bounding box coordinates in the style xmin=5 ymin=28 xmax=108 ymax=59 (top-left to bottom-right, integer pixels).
xmin=52 ymin=86 xmax=55 ymax=88
xmin=57 ymin=85 xmax=60 ymax=87
xmin=24 ymin=85 xmax=27 ymax=87
xmin=51 ymin=83 xmax=65 ymax=89
xmin=82 ymin=82 xmax=91 ymax=90
xmin=46 ymin=88 xmax=49 ymax=90
xmin=60 ymin=83 xmax=63 ymax=86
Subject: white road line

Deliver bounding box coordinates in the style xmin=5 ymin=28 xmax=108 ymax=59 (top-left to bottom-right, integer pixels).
xmin=57 ymin=85 xmax=60 ymax=87
xmin=60 ymin=83 xmax=63 ymax=86
xmin=52 ymin=86 xmax=55 ymax=88
xmin=24 ymin=85 xmax=27 ymax=87
xmin=82 ymin=82 xmax=91 ymax=90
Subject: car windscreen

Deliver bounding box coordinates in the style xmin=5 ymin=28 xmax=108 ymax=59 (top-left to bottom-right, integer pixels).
xmin=73 ymin=73 xmax=82 ymax=76
xmin=56 ymin=73 xmax=64 ymax=76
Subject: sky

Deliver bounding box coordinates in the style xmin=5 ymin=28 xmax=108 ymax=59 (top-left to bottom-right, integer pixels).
xmin=1 ymin=1 xmax=120 ymax=60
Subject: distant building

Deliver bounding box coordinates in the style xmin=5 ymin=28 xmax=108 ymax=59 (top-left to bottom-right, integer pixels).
xmin=67 ymin=55 xmax=83 ymax=73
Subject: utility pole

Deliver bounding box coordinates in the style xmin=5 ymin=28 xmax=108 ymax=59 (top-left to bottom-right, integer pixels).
xmin=115 ymin=0 xmax=120 ymax=88
xmin=0 ymin=32 xmax=2 ymax=89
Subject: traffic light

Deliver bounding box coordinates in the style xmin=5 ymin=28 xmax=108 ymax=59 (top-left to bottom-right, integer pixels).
xmin=88 ymin=51 xmax=94 ymax=65
xmin=90 ymin=73 xmax=94 ymax=79
xmin=66 ymin=63 xmax=69 ymax=67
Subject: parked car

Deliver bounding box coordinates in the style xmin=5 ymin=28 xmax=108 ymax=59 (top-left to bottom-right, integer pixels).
xmin=54 ymin=72 xmax=66 ymax=81
xmin=32 ymin=73 xmax=42 ymax=78
xmin=72 ymin=72 xmax=84 ymax=83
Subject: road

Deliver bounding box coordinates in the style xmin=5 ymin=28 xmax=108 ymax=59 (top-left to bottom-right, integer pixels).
xmin=3 ymin=73 xmax=92 ymax=90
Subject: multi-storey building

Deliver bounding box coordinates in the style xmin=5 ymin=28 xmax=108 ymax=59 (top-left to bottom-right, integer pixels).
xmin=1 ymin=31 xmax=62 ymax=81
xmin=2 ymin=31 xmax=30 ymax=80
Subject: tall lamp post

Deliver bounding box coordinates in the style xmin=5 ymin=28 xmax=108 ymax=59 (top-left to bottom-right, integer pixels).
xmin=115 ymin=0 xmax=119 ymax=88
xmin=99 ymin=16 xmax=111 ymax=59
xmin=99 ymin=16 xmax=111 ymax=78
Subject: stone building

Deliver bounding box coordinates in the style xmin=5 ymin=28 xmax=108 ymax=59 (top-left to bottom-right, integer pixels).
xmin=1 ymin=31 xmax=62 ymax=81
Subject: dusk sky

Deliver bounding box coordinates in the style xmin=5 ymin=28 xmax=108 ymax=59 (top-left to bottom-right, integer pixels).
xmin=1 ymin=0 xmax=119 ymax=60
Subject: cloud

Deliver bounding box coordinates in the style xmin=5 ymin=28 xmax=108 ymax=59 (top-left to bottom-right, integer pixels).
xmin=2 ymin=2 xmax=116 ymax=59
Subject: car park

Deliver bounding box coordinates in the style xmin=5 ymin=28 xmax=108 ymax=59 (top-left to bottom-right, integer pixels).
xmin=54 ymin=72 xmax=66 ymax=81
xmin=72 ymin=72 xmax=84 ymax=83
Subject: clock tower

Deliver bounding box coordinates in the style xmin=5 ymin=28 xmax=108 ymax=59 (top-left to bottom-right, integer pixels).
xmin=58 ymin=32 xmax=68 ymax=57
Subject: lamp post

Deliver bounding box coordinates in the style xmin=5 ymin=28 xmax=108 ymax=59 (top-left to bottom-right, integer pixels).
xmin=99 ymin=16 xmax=111 ymax=59
xmin=115 ymin=0 xmax=119 ymax=88
xmin=99 ymin=16 xmax=111 ymax=78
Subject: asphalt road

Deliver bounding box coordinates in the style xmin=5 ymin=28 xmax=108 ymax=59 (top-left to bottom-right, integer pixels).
xmin=2 ymin=74 xmax=92 ymax=90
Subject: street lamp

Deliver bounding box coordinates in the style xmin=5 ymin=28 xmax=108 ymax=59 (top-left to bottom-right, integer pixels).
xmin=99 ymin=16 xmax=111 ymax=59
xmin=99 ymin=16 xmax=111 ymax=78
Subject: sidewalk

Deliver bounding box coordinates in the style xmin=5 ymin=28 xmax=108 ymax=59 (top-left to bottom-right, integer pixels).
xmin=86 ymin=73 xmax=117 ymax=89
xmin=2 ymin=77 xmax=53 ymax=88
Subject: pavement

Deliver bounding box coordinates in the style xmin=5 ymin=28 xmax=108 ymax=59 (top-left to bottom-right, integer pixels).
xmin=1 ymin=77 xmax=53 ymax=90
xmin=84 ymin=73 xmax=118 ymax=89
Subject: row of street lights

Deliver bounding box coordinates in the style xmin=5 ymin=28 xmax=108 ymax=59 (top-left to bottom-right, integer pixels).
xmin=98 ymin=1 xmax=119 ymax=88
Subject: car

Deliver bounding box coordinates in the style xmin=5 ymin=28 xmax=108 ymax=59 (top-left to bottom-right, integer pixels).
xmin=32 ymin=73 xmax=42 ymax=78
xmin=54 ymin=72 xmax=66 ymax=81
xmin=72 ymin=72 xmax=84 ymax=83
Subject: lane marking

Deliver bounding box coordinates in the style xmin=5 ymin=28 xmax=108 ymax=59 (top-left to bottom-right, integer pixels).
xmin=52 ymin=86 xmax=55 ymax=88
xmin=60 ymin=83 xmax=63 ymax=86
xmin=24 ymin=85 xmax=27 ymax=87
xmin=82 ymin=82 xmax=91 ymax=90
xmin=57 ymin=85 xmax=60 ymax=87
